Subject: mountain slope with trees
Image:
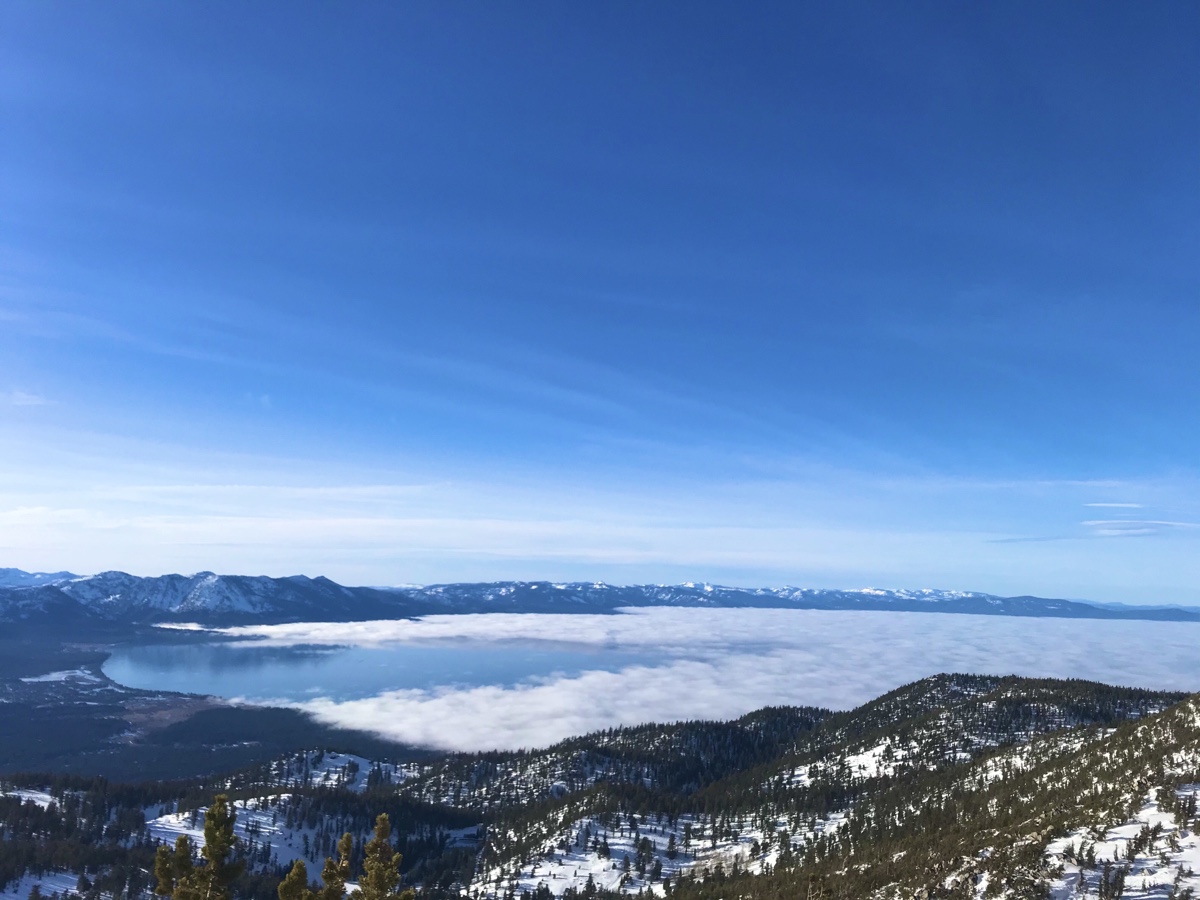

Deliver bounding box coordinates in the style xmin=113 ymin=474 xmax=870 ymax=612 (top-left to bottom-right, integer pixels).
xmin=3 ymin=674 xmax=1197 ymax=900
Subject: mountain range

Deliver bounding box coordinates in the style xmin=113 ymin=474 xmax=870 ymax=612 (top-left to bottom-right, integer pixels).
xmin=1 ymin=568 xmax=1198 ymax=628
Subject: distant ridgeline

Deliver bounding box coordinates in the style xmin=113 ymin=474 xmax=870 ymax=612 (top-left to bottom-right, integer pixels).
xmin=1 ymin=567 xmax=1197 ymax=629
xmin=3 ymin=674 xmax=1200 ymax=899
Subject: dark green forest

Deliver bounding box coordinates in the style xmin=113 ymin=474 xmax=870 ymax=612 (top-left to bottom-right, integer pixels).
xmin=3 ymin=675 xmax=1197 ymax=900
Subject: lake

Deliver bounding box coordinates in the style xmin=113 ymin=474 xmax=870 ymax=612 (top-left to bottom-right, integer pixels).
xmin=102 ymin=637 xmax=666 ymax=703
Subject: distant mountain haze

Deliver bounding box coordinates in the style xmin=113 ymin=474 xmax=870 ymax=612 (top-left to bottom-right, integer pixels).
xmin=0 ymin=568 xmax=82 ymax=588
xmin=1 ymin=569 xmax=1197 ymax=628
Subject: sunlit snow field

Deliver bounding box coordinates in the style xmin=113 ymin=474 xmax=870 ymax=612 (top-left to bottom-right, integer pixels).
xmin=104 ymin=608 xmax=1200 ymax=752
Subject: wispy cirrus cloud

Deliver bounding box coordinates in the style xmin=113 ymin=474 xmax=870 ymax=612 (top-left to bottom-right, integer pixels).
xmin=993 ymin=507 xmax=1200 ymax=543
xmin=1083 ymin=519 xmax=1200 ymax=537
xmin=1 ymin=422 xmax=1198 ymax=602
xmin=1 ymin=390 xmax=49 ymax=407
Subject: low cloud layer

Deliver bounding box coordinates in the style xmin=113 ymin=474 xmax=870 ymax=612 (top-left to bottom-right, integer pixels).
xmin=221 ymin=609 xmax=1200 ymax=752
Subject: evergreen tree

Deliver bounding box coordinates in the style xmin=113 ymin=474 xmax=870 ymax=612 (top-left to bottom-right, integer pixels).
xmin=318 ymin=834 xmax=354 ymax=900
xmin=350 ymin=815 xmax=413 ymax=900
xmin=201 ymin=795 xmax=245 ymax=900
xmin=154 ymin=797 xmax=242 ymax=900
xmin=277 ymin=860 xmax=312 ymax=900
xmin=155 ymin=836 xmax=199 ymax=900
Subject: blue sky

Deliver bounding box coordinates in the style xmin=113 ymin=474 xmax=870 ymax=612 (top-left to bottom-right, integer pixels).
xmin=1 ymin=2 xmax=1197 ymax=600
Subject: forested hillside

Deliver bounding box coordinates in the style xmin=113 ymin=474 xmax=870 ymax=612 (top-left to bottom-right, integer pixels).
xmin=2 ymin=675 xmax=1196 ymax=900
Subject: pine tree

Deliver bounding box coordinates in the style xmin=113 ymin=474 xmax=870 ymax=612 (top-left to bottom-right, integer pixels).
xmin=154 ymin=797 xmax=242 ymax=900
xmin=350 ymin=815 xmax=414 ymax=900
xmin=278 ymin=860 xmax=312 ymax=900
xmin=319 ymin=833 xmax=353 ymax=900
xmin=200 ymin=795 xmax=244 ymax=900
xmin=155 ymin=836 xmax=200 ymax=900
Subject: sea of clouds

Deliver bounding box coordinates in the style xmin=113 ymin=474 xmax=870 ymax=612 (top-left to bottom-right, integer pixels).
xmin=219 ymin=608 xmax=1200 ymax=752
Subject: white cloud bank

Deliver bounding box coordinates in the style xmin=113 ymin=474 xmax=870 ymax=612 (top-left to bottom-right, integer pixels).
xmin=219 ymin=608 xmax=1200 ymax=752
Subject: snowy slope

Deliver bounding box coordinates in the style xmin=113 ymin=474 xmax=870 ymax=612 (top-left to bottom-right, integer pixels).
xmin=3 ymin=568 xmax=1194 ymax=627
xmin=3 ymin=677 xmax=1198 ymax=899
xmin=1045 ymin=785 xmax=1200 ymax=898
xmin=0 ymin=571 xmax=424 ymax=625
xmin=0 ymin=568 xmax=76 ymax=588
xmin=55 ymin=571 xmax=409 ymax=619
xmin=399 ymin=580 xmax=1163 ymax=619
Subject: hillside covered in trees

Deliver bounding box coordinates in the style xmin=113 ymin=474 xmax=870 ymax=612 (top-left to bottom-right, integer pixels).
xmin=3 ymin=674 xmax=1199 ymax=900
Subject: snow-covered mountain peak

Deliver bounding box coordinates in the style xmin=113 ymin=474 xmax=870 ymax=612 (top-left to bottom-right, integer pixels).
xmin=2 ymin=568 xmax=1197 ymax=627
xmin=0 ymin=568 xmax=78 ymax=589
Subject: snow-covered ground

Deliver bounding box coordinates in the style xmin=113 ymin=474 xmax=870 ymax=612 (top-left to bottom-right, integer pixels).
xmin=1 ymin=748 xmax=433 ymax=900
xmin=1 ymin=788 xmax=57 ymax=809
xmin=476 ymin=813 xmax=710 ymax=899
xmin=473 ymin=808 xmax=848 ymax=898
xmin=8 ymin=787 xmax=330 ymax=900
xmin=1044 ymin=785 xmax=1200 ymax=899
xmin=780 ymin=738 xmax=908 ymax=787
xmin=19 ymin=669 xmax=103 ymax=685
xmin=841 ymin=741 xmax=899 ymax=779
xmin=147 ymin=796 xmax=314 ymax=872
xmin=264 ymin=750 xmax=415 ymax=793
xmin=144 ymin=752 xmax=464 ymax=879
xmin=0 ymin=871 xmax=85 ymax=900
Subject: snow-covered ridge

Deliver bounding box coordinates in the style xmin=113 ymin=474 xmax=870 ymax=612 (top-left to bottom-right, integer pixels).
xmin=0 ymin=570 xmax=409 ymax=625
xmin=0 ymin=568 xmax=78 ymax=588
xmin=2 ymin=568 xmax=1196 ymax=626
xmin=2 ymin=677 xmax=1194 ymax=900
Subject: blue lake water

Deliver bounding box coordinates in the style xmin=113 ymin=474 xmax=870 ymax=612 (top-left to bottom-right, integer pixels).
xmin=102 ymin=639 xmax=663 ymax=702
